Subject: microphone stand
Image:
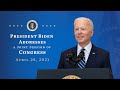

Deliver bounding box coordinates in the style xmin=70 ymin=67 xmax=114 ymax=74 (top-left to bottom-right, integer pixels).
xmin=66 ymin=52 xmax=84 ymax=68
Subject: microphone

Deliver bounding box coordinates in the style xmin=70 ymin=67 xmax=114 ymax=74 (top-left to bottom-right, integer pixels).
xmin=66 ymin=52 xmax=75 ymax=61
xmin=66 ymin=50 xmax=85 ymax=68
xmin=75 ymin=50 xmax=85 ymax=63
xmin=66 ymin=52 xmax=76 ymax=68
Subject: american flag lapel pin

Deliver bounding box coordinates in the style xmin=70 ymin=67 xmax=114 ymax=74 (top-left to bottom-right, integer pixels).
xmin=92 ymin=52 xmax=95 ymax=54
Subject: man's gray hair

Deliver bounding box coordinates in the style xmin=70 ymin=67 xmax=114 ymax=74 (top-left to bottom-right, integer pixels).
xmin=74 ymin=17 xmax=94 ymax=30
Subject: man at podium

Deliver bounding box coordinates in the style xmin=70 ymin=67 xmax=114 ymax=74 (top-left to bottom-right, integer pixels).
xmin=58 ymin=17 xmax=112 ymax=71
xmin=37 ymin=17 xmax=113 ymax=79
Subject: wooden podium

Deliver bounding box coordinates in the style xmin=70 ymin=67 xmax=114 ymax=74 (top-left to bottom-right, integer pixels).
xmin=37 ymin=68 xmax=113 ymax=79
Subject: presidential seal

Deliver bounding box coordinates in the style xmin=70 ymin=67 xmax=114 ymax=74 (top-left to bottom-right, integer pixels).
xmin=27 ymin=20 xmax=38 ymax=31
xmin=62 ymin=75 xmax=81 ymax=79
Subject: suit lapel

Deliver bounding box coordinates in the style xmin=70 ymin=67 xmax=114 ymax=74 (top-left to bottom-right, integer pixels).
xmin=85 ymin=44 xmax=97 ymax=68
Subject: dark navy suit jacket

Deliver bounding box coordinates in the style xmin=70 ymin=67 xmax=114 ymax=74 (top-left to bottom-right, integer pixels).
xmin=58 ymin=44 xmax=112 ymax=70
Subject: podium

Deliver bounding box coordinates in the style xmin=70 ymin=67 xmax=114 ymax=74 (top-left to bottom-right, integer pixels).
xmin=37 ymin=68 xmax=113 ymax=79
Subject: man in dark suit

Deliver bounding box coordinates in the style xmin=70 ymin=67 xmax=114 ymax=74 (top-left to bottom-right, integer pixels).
xmin=58 ymin=17 xmax=112 ymax=71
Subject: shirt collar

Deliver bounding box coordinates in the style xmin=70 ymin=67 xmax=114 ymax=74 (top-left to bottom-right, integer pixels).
xmin=77 ymin=42 xmax=92 ymax=55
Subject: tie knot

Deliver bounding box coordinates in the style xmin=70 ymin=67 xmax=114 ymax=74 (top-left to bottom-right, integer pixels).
xmin=81 ymin=48 xmax=85 ymax=52
xmin=80 ymin=48 xmax=85 ymax=54
xmin=78 ymin=48 xmax=85 ymax=59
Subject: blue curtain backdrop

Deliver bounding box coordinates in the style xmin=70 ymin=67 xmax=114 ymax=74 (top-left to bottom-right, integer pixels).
xmin=0 ymin=11 xmax=120 ymax=79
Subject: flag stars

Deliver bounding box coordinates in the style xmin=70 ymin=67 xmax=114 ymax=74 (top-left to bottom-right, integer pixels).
xmin=9 ymin=25 xmax=11 ymax=27
xmin=46 ymin=25 xmax=48 ymax=27
xmin=9 ymin=25 xmax=23 ymax=27
xmin=42 ymin=25 xmax=44 ymax=27
xmin=9 ymin=24 xmax=56 ymax=28
xmin=41 ymin=24 xmax=56 ymax=27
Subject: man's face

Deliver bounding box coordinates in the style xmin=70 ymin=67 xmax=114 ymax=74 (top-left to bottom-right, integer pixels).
xmin=74 ymin=19 xmax=93 ymax=46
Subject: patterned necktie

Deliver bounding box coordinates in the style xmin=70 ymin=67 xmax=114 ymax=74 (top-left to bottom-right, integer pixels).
xmin=77 ymin=49 xmax=86 ymax=69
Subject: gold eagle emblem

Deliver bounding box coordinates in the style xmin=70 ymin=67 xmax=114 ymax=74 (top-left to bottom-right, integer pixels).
xmin=62 ymin=75 xmax=81 ymax=79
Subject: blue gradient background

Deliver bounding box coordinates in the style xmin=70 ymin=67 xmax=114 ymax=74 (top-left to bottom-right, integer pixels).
xmin=0 ymin=11 xmax=120 ymax=79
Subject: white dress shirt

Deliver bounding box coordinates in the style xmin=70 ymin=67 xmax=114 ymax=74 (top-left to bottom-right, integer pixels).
xmin=77 ymin=42 xmax=92 ymax=63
